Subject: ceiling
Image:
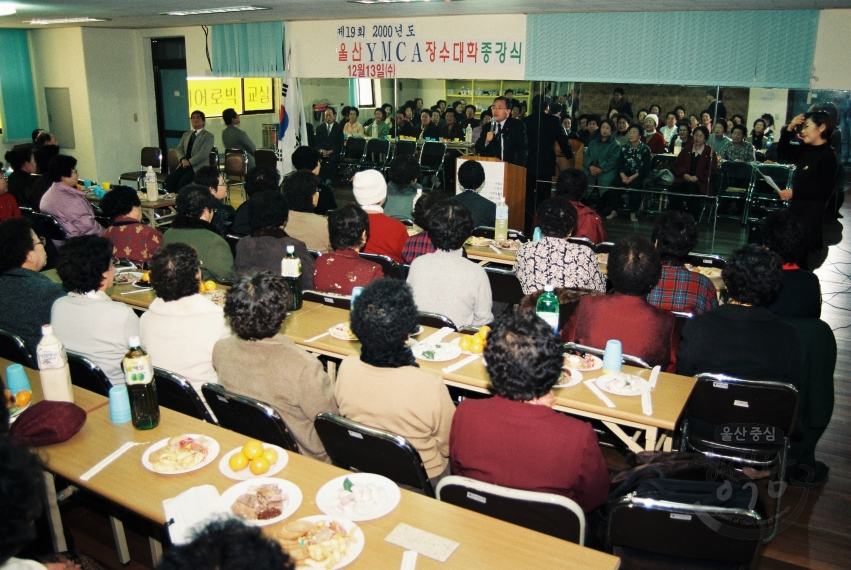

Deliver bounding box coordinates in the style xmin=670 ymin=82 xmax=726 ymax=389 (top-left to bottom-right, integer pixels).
xmin=0 ymin=0 xmax=847 ymax=29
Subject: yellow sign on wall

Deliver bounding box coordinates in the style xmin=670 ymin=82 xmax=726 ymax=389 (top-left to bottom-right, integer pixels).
xmin=244 ymin=78 xmax=274 ymax=113
xmin=187 ymin=78 xmax=242 ymax=117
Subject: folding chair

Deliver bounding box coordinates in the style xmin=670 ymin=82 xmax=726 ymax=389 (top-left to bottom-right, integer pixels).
xmin=394 ymin=140 xmax=418 ymax=157
xmin=642 ymin=154 xmax=679 ymax=212
xmin=209 ymin=146 xmax=220 ymax=169
xmin=359 ymin=138 xmax=390 ymax=172
xmin=155 ymin=368 xmax=217 ymax=424
xmin=417 ymin=312 xmax=457 ymax=331
xmin=308 ymin=249 xmax=323 ymax=261
xmin=436 ymin=476 xmax=586 ymax=545
xmin=594 ymin=241 xmax=615 ymax=254
xmin=201 ymin=383 xmax=300 ymax=453
xmin=314 ymin=412 xmax=434 ymax=496
xmin=484 ymin=266 xmax=525 ymax=309
xmin=224 ymin=234 xmax=241 ymax=258
xmin=679 ymin=372 xmax=799 ymax=541
xmin=685 ymin=252 xmax=725 ymax=270
xmin=608 ymin=492 xmax=764 ymax=567
xmin=67 ymin=352 xmax=112 ymax=396
xmin=359 ymin=252 xmax=399 ymax=279
xmin=563 ymin=341 xmax=651 ymax=369
xmin=672 ymin=311 xmax=693 ymax=340
xmin=224 ymin=149 xmax=248 ymax=203
xmin=746 ymin=163 xmax=794 ymax=221
xmin=568 ymin=236 xmax=595 ymax=252
xmin=340 ymin=137 xmax=367 ymax=179
xmin=716 ymin=161 xmax=755 ymax=224
xmin=254 ymin=148 xmax=278 ymax=169
xmin=167 ymin=148 xmax=180 ymax=174
xmin=419 ymin=141 xmax=447 ymax=191
xmin=0 ymin=327 xmax=36 ymax=368
xmin=118 ymin=147 xmax=163 ymax=190
xmin=24 ymin=211 xmax=66 ymax=242
xmin=471 ymin=227 xmax=529 ymax=242
xmin=303 ymin=290 xmax=352 ymax=310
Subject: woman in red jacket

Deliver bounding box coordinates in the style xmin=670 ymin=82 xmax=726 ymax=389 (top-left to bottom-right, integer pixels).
xmin=668 ymin=125 xmax=717 ymax=215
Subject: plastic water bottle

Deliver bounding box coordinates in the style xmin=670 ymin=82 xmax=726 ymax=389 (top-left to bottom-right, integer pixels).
xmin=281 ymin=245 xmax=303 ymax=310
xmin=765 ymin=134 xmax=773 ymax=150
xmin=124 ymin=336 xmax=159 ymax=430
xmin=37 ymin=325 xmax=74 ymax=403
xmin=145 ymin=166 xmax=158 ymax=202
xmin=465 ymin=125 xmax=473 ymax=143
xmin=536 ymin=284 xmax=560 ymax=334
xmin=495 ymin=199 xmax=509 ymax=243
xmin=532 ymin=227 xmax=543 ymax=242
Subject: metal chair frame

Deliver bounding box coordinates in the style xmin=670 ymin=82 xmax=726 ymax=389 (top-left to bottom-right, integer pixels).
xmin=563 ymin=342 xmax=652 ymax=369
xmin=419 ymin=141 xmax=447 ymax=191
xmin=471 ymin=226 xmax=529 ymax=243
xmin=417 ymin=312 xmax=457 ymax=331
xmin=224 ymin=149 xmax=248 ymax=203
xmin=67 ymin=352 xmax=112 ymax=396
xmin=154 ymin=368 xmax=217 ymax=424
xmin=118 ymin=147 xmax=163 ymax=190
xmin=0 ymin=326 xmax=36 ymax=368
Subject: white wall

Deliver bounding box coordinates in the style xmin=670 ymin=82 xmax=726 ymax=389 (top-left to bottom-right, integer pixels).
xmin=811 ymin=9 xmax=851 ymax=90
xmin=746 ymin=88 xmax=789 ymax=132
xmin=300 ymin=77 xmax=350 ymax=127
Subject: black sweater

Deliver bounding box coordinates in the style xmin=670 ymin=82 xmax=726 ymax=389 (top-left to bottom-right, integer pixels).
xmin=778 ymin=129 xmax=839 ymax=202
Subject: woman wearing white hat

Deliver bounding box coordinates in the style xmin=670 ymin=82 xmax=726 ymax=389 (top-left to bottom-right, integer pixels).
xmin=353 ymin=169 xmax=409 ymax=263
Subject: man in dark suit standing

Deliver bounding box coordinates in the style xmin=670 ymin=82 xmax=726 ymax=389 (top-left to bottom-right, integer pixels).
xmin=475 ymin=96 xmax=527 ymax=168
xmin=165 ymin=110 xmax=215 ymax=193
xmin=523 ymin=95 xmax=573 ymax=233
xmin=313 ymin=107 xmax=344 ymax=186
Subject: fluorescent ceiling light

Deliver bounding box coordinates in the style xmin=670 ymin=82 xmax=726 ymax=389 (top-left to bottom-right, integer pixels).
xmin=26 ymin=17 xmax=109 ymax=24
xmin=349 ymin=0 xmax=462 ymax=3
xmin=161 ymin=5 xmax=270 ymax=16
xmin=0 ymin=3 xmax=16 ymax=17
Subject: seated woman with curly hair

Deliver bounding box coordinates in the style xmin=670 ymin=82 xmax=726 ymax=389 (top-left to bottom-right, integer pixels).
xmin=214 ymin=273 xmax=337 ymax=462
xmin=762 ymin=211 xmax=821 ymax=318
xmin=646 ymin=211 xmax=718 ymax=315
xmin=140 ymin=243 xmax=230 ymax=399
xmin=678 ymin=244 xmax=802 ymax=385
xmin=407 ymin=199 xmax=492 ymax=327
xmin=401 ymin=191 xmax=443 ymax=263
xmin=51 ymin=235 xmax=140 ymax=385
xmin=335 ymin=279 xmax=455 ymax=486
xmin=450 ymin=309 xmax=609 ymax=513
xmin=100 ymin=185 xmax=163 ymax=265
xmin=563 ymin=235 xmax=678 ymax=371
xmin=234 ymin=192 xmax=313 ymax=290
xmin=515 ymin=196 xmax=606 ymax=295
xmin=313 ymin=205 xmax=383 ymax=295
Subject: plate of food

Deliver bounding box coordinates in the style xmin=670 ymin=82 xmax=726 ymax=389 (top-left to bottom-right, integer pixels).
xmin=113 ymin=272 xmax=143 ymax=286
xmin=465 ymin=236 xmax=493 ymax=247
xmin=202 ymin=289 xmax=227 ymax=307
xmin=412 ymin=342 xmax=462 ymax=362
xmin=329 ymin=322 xmax=358 ymax=341
xmin=552 ymin=368 xmax=582 ymax=389
xmin=218 ymin=442 xmax=289 ymax=481
xmin=7 ymin=390 xmax=32 ymax=424
xmin=595 ymin=373 xmax=650 ymax=397
xmin=495 ymin=239 xmax=522 ymax=251
xmin=142 ymin=434 xmax=219 ymax=474
xmin=563 ymin=352 xmax=603 ymax=371
xmin=596 ymin=253 xmax=609 ymax=265
xmin=315 ymin=473 xmax=401 ymax=522
xmin=276 ymin=516 xmax=364 ymax=570
xmin=410 ymin=325 xmax=424 ymax=337
xmin=220 ymin=478 xmax=302 ymax=526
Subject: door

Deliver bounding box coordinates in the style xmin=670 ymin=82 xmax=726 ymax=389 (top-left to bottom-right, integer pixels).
xmin=151 ymin=38 xmax=188 ymax=161
xmin=45 ymin=87 xmax=76 ymax=149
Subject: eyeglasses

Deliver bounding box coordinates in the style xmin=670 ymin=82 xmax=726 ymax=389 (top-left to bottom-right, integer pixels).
xmin=490 ymin=106 xmax=507 ymax=111
xmin=34 ymin=237 xmax=46 ymax=248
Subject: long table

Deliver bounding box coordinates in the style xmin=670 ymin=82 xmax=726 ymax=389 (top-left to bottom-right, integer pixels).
xmin=10 ymin=358 xmax=620 ymax=570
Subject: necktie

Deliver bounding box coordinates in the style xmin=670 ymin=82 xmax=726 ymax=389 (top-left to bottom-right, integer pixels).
xmin=186 ymin=131 xmax=197 ymax=159
xmin=493 ymin=123 xmax=503 ymax=161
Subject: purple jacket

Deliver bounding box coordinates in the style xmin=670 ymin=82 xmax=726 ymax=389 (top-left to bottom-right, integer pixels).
xmin=40 ymin=182 xmax=103 ymax=246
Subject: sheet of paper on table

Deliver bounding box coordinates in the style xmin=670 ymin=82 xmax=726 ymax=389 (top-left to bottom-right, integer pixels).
xmin=163 ymin=485 xmax=227 ymax=545
xmin=385 ymin=523 xmax=460 ymax=562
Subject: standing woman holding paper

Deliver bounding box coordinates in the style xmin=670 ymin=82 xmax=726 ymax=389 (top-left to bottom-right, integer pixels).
xmin=777 ymin=111 xmax=839 ymax=254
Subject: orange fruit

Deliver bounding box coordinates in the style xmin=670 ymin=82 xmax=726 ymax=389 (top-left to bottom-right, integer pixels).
xmin=199 ymin=282 xmax=206 ymax=293
xmin=242 ymin=439 xmax=264 ymax=459
xmin=228 ymin=451 xmax=249 ymax=472
xmin=15 ymin=391 xmax=31 ymax=408
xmin=249 ymin=456 xmax=270 ymax=475
xmin=4 ymin=389 xmax=13 ymax=409
xmin=204 ymin=280 xmax=216 ymax=291
xmin=470 ymin=339 xmax=484 ymax=354
xmin=262 ymin=448 xmax=279 ymax=465
xmin=477 ymin=325 xmax=491 ymax=339
xmin=141 ymin=271 xmax=150 ymax=283
xmin=458 ymin=335 xmax=473 ymax=351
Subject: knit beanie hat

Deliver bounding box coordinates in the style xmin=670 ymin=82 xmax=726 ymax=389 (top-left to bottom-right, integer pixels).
xmin=645 ymin=113 xmax=659 ymax=127
xmin=352 ymin=169 xmax=387 ymax=206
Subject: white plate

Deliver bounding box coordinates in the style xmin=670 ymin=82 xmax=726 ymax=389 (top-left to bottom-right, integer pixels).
xmin=563 ymin=352 xmax=603 ymax=371
xmin=218 ymin=444 xmax=289 ymax=480
xmin=412 ymin=342 xmax=462 ymax=362
xmin=411 ymin=325 xmax=424 ymax=336
xmin=220 ymin=478 xmax=302 ymax=527
xmin=553 ymin=368 xmax=582 ymax=389
xmin=595 ymin=373 xmax=650 ymax=397
xmin=291 ymin=515 xmax=365 ymax=570
xmin=113 ymin=272 xmax=143 ymax=285
xmin=9 ymin=400 xmax=31 ymax=424
xmin=329 ymin=322 xmax=358 ymax=341
xmin=315 ymin=473 xmax=401 ymax=522
xmin=141 ymin=435 xmax=220 ymax=474
xmin=466 ymin=237 xmax=493 ymax=247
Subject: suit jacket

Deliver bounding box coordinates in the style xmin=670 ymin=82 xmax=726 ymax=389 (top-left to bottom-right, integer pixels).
xmin=562 ymin=291 xmax=679 ymax=372
xmin=313 ymin=121 xmax=345 ymax=181
xmin=475 ymin=118 xmax=528 ymax=167
xmin=523 ymin=112 xmax=572 ymax=178
xmin=176 ymin=129 xmax=215 ymax=172
xmin=671 ymin=143 xmax=717 ymax=195
xmin=221 ymin=125 xmax=257 ymax=169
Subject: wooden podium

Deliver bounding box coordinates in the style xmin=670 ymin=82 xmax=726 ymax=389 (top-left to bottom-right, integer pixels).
xmin=456 ymin=155 xmax=527 ymax=231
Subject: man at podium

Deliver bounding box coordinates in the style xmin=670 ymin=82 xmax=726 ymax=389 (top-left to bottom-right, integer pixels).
xmin=475 ymin=97 xmax=528 ymax=168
